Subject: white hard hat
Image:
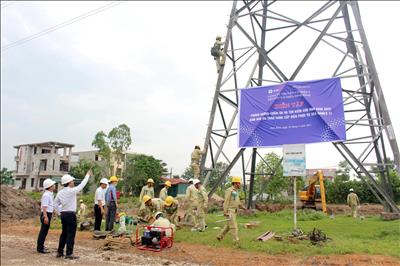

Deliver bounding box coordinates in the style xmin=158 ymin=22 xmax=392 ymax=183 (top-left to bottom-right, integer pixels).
xmin=100 ymin=178 xmax=109 ymax=184
xmin=155 ymin=211 xmax=163 ymax=219
xmin=188 ymin=178 xmax=194 ymax=183
xmin=61 ymin=174 xmax=75 ymax=185
xmin=43 ymin=178 xmax=56 ymax=189
xmin=349 ymin=188 xmax=354 ymax=192
xmin=193 ymin=179 xmax=201 ymax=185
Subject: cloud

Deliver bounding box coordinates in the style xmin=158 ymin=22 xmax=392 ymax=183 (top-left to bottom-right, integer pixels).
xmin=1 ymin=1 xmax=400 ymax=176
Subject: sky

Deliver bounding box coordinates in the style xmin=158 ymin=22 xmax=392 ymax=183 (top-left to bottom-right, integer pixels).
xmin=1 ymin=1 xmax=400 ymax=177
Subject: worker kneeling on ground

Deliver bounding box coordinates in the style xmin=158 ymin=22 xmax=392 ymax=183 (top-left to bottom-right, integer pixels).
xmin=347 ymin=188 xmax=360 ymax=218
xmin=139 ymin=195 xmax=164 ymax=223
xmin=151 ymin=211 xmax=175 ymax=237
xmin=163 ymin=196 xmax=180 ymax=227
xmin=159 ymin=180 xmax=171 ymax=201
xmin=217 ymin=176 xmax=245 ymax=246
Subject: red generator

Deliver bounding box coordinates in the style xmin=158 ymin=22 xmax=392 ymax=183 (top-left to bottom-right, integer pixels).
xmin=135 ymin=225 xmax=174 ymax=252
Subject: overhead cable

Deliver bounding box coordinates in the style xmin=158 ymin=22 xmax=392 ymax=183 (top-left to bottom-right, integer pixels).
xmin=1 ymin=1 xmax=123 ymax=52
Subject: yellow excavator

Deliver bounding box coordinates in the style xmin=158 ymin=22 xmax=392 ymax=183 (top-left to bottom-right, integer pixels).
xmin=299 ymin=170 xmax=327 ymax=213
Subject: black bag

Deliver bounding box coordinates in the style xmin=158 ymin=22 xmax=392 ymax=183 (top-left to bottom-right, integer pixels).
xmin=211 ymin=45 xmax=219 ymax=57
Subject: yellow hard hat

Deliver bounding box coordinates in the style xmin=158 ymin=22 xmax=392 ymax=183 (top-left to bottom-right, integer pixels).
xmin=118 ymin=212 xmax=126 ymax=217
xmin=165 ymin=196 xmax=174 ymax=206
xmin=109 ymin=176 xmax=118 ymax=182
xmin=216 ymin=35 xmax=222 ymax=40
xmin=232 ymin=176 xmax=241 ymax=183
xmin=165 ymin=180 xmax=171 ymax=187
xmin=143 ymin=195 xmax=151 ymax=203
xmin=147 ymin=178 xmax=154 ymax=183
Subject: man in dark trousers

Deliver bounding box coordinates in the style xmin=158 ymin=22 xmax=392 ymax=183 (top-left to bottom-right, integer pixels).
xmin=54 ymin=170 xmax=92 ymax=260
xmin=36 ymin=178 xmax=56 ymax=253
xmin=94 ymin=178 xmax=108 ymax=231
xmin=105 ymin=175 xmax=119 ymax=231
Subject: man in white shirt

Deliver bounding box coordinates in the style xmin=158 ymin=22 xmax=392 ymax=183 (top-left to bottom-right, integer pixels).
xmin=94 ymin=178 xmax=108 ymax=231
xmin=54 ymin=170 xmax=92 ymax=260
xmin=36 ymin=178 xmax=56 ymax=254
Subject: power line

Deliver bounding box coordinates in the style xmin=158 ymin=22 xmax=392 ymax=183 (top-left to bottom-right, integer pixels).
xmin=1 ymin=1 xmax=123 ymax=52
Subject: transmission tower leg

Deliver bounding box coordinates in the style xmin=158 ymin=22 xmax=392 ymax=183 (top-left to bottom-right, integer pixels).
xmin=247 ymin=148 xmax=257 ymax=209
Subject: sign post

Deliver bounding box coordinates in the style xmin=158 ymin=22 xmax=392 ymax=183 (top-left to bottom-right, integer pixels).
xmin=283 ymin=144 xmax=306 ymax=230
xmin=293 ymin=176 xmax=297 ymax=229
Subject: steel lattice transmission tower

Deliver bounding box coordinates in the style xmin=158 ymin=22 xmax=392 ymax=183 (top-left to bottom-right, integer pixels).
xmin=201 ymin=0 xmax=399 ymax=213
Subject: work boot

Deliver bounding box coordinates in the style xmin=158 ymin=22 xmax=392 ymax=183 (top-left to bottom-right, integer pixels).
xmin=56 ymin=253 xmax=64 ymax=258
xmin=65 ymin=254 xmax=79 ymax=260
xmin=37 ymin=250 xmax=50 ymax=254
xmin=233 ymin=240 xmax=241 ymax=248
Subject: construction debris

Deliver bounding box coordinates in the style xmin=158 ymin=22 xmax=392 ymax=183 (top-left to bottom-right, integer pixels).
xmin=287 ymin=228 xmax=308 ymax=242
xmin=291 ymin=228 xmax=304 ymax=237
xmin=256 ymin=231 xmax=275 ymax=241
xmin=93 ymin=231 xmax=110 ymax=239
xmin=380 ymin=212 xmax=400 ymax=221
xmin=244 ymin=221 xmax=260 ymax=229
xmin=307 ymin=228 xmax=331 ymax=245
xmin=255 ymin=203 xmax=286 ymax=213
xmin=100 ymin=235 xmax=135 ymax=251
xmin=0 ymin=185 xmax=40 ymax=222
xmin=79 ymin=220 xmax=94 ymax=231
xmin=238 ymin=208 xmax=256 ymax=216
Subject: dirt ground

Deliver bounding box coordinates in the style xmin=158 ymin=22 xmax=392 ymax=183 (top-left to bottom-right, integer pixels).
xmin=1 ymin=220 xmax=399 ymax=266
xmin=255 ymin=202 xmax=386 ymax=215
xmin=1 ymin=185 xmax=40 ymax=222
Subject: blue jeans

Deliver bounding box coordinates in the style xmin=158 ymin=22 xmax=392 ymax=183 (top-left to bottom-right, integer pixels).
xmin=105 ymin=201 xmax=116 ymax=231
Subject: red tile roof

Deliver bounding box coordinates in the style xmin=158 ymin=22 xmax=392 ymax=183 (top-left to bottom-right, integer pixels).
xmin=160 ymin=177 xmax=189 ymax=185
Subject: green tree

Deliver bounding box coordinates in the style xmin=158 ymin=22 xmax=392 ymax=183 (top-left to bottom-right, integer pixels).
xmin=69 ymin=159 xmax=103 ymax=193
xmin=255 ymin=152 xmax=288 ymax=201
xmin=92 ymin=124 xmax=132 ymax=176
xmin=1 ymin=167 xmax=13 ymax=185
xmin=389 ymin=169 xmax=400 ymax=203
xmin=335 ymin=160 xmax=351 ymax=182
xmin=123 ymin=153 xmax=166 ymax=195
xmin=181 ymin=166 xmax=194 ymax=180
xmin=208 ymin=162 xmax=230 ymax=189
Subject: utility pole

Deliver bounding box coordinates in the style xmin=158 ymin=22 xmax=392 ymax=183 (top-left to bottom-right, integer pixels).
xmin=202 ymin=1 xmax=399 ymax=213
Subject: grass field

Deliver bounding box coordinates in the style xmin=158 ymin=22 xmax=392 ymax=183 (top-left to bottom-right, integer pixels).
xmin=27 ymin=188 xmax=399 ymax=257
xmin=40 ymin=209 xmax=399 ymax=257
xmin=174 ymin=210 xmax=400 ymax=257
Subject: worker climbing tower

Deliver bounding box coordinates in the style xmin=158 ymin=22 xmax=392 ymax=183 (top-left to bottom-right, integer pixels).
xmin=201 ymin=0 xmax=400 ymax=213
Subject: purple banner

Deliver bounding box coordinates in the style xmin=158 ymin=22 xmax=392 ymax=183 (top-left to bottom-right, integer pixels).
xmin=238 ymin=77 xmax=346 ymax=147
